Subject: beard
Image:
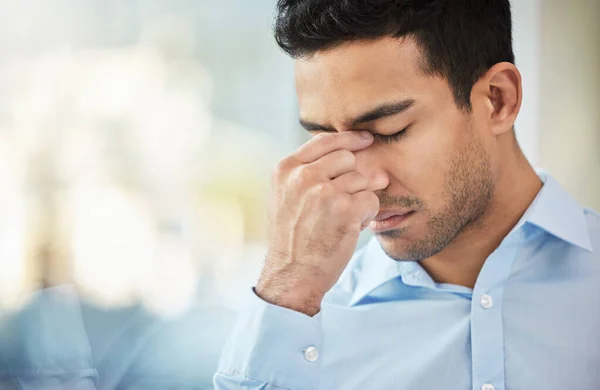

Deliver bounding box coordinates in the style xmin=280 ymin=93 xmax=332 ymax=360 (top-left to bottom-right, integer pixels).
xmin=377 ymin=133 xmax=494 ymax=262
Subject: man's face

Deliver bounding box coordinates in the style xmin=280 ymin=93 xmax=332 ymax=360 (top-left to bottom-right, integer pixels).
xmin=295 ymin=37 xmax=495 ymax=262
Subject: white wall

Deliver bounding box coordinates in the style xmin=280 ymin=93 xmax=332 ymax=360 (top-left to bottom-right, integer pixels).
xmin=512 ymin=0 xmax=542 ymax=165
xmin=538 ymin=0 xmax=600 ymax=210
xmin=511 ymin=0 xmax=599 ymax=210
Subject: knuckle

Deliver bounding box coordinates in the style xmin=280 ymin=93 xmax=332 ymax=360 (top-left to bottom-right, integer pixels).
xmin=314 ymin=132 xmax=335 ymax=146
xmin=330 ymin=193 xmax=352 ymax=214
xmin=353 ymin=191 xmax=379 ymax=215
xmin=352 ymin=172 xmax=368 ymax=187
xmin=290 ymin=167 xmax=311 ymax=189
xmin=360 ymin=191 xmax=379 ymax=206
xmin=366 ymin=193 xmax=381 ymax=215
xmin=312 ymin=182 xmax=336 ymax=199
xmin=338 ymin=150 xmax=356 ymax=167
xmin=369 ymin=191 xmax=381 ymax=206
xmin=297 ymin=164 xmax=318 ymax=185
xmin=273 ymin=157 xmax=294 ymax=180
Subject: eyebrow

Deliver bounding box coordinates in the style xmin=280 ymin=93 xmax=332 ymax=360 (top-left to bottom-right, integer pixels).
xmin=299 ymin=99 xmax=416 ymax=132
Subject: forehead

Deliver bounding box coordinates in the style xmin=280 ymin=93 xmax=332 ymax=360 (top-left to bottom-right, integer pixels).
xmin=294 ymin=37 xmax=446 ymax=123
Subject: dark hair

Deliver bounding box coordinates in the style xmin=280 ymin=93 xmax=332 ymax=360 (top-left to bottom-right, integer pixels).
xmin=274 ymin=0 xmax=515 ymax=110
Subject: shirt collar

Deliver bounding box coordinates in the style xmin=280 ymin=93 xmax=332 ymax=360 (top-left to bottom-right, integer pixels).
xmin=348 ymin=171 xmax=593 ymax=306
xmin=520 ymin=170 xmax=593 ymax=252
xmin=348 ymin=238 xmax=401 ymax=306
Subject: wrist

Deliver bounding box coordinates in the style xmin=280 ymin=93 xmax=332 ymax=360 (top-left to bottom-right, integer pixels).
xmin=255 ymin=275 xmax=325 ymax=317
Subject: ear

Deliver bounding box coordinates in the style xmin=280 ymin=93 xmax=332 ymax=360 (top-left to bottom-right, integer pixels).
xmin=474 ymin=62 xmax=522 ymax=136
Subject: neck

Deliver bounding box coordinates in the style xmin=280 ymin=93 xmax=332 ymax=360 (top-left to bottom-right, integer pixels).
xmin=419 ymin=149 xmax=543 ymax=289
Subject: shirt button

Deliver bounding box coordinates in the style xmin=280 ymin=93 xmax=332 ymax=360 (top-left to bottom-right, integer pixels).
xmin=480 ymin=294 xmax=493 ymax=309
xmin=304 ymin=346 xmax=319 ymax=362
xmin=481 ymin=384 xmax=495 ymax=390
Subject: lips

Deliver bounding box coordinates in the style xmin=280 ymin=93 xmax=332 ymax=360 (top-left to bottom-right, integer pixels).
xmin=374 ymin=209 xmax=413 ymax=221
xmin=369 ymin=209 xmax=416 ymax=233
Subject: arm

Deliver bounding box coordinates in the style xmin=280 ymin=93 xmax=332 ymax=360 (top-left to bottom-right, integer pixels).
xmin=0 ymin=286 xmax=98 ymax=390
xmin=214 ymin=132 xmax=378 ymax=389
xmin=213 ymin=289 xmax=323 ymax=390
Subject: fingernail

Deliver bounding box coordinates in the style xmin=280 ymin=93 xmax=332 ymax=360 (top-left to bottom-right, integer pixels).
xmin=359 ymin=131 xmax=373 ymax=140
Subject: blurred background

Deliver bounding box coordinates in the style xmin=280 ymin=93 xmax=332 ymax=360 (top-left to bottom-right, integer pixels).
xmin=0 ymin=0 xmax=597 ymax=386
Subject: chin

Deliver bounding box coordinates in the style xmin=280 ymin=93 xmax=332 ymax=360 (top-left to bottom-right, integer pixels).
xmin=374 ymin=225 xmax=439 ymax=262
xmin=374 ymin=231 xmax=412 ymax=256
xmin=374 ymin=222 xmax=421 ymax=241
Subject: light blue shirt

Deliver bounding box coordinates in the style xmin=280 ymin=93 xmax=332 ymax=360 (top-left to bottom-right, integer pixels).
xmin=0 ymin=282 xmax=236 ymax=389
xmin=215 ymin=173 xmax=600 ymax=390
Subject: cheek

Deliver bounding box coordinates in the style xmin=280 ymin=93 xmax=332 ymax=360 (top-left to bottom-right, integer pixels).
xmin=377 ymin=144 xmax=446 ymax=215
xmin=391 ymin=119 xmax=463 ymax=203
xmin=389 ymin=116 xmax=468 ymax=213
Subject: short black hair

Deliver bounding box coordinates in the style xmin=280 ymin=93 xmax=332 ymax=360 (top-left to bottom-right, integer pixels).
xmin=274 ymin=0 xmax=515 ymax=110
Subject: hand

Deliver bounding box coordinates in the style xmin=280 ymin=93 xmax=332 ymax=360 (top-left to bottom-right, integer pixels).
xmin=255 ymin=131 xmax=379 ymax=316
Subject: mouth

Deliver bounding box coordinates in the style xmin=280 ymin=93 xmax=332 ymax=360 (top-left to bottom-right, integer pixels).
xmin=369 ymin=210 xmax=416 ymax=233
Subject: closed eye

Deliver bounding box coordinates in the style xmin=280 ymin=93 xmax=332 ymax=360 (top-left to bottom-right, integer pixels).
xmin=372 ymin=126 xmax=410 ymax=144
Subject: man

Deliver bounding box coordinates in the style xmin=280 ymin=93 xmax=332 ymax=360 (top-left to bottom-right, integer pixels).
xmin=214 ymin=0 xmax=600 ymax=389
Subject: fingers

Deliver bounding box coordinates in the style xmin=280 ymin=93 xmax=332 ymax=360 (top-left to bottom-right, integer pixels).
xmin=331 ymin=171 xmax=369 ymax=194
xmin=305 ymin=149 xmax=357 ymax=180
xmin=351 ymin=190 xmax=380 ymax=227
xmin=293 ymin=131 xmax=373 ymax=164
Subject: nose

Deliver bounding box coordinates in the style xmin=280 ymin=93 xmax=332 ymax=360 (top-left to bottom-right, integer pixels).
xmin=354 ymin=148 xmax=389 ymax=192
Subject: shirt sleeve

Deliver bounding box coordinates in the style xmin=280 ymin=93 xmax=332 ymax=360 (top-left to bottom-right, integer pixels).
xmin=214 ymin=288 xmax=324 ymax=390
xmin=0 ymin=286 xmax=99 ymax=390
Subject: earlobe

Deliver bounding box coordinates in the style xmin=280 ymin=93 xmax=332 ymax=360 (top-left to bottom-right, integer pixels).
xmin=486 ymin=63 xmax=522 ymax=136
